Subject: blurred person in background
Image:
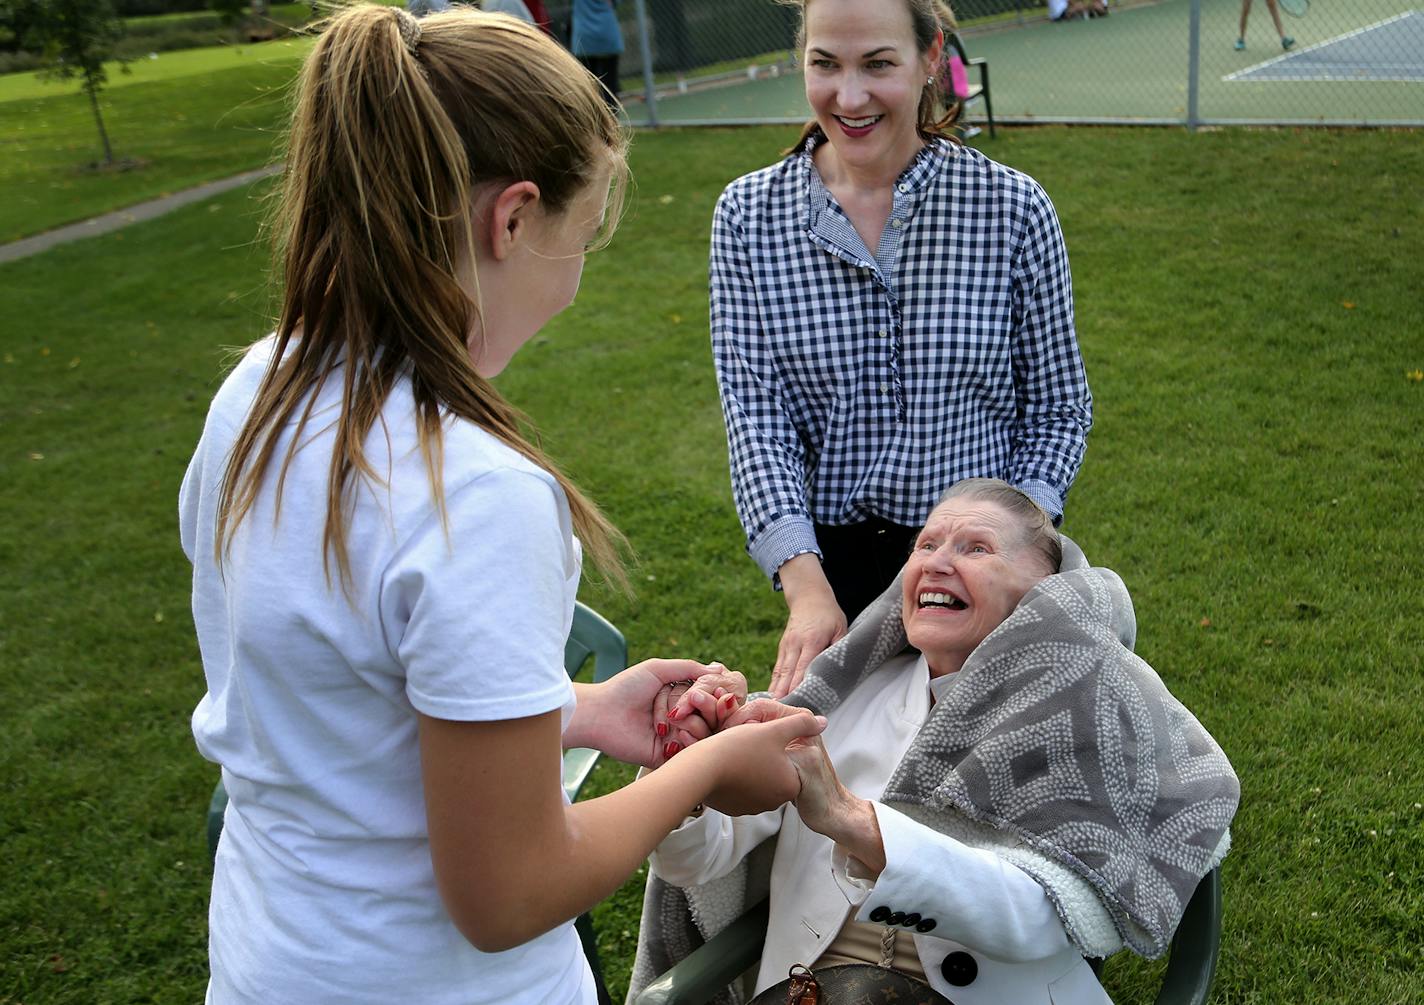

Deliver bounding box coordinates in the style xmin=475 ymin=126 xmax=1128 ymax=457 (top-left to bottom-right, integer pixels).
xmin=1235 ymin=0 xmax=1294 ymax=50
xmin=572 ymin=0 xmax=624 ymax=107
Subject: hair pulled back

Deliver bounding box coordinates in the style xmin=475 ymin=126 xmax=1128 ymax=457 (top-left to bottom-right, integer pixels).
xmin=217 ymin=4 xmax=629 ymax=591
xmin=938 ymin=478 xmax=1062 ymax=575
xmin=779 ymin=0 xmax=962 ymax=153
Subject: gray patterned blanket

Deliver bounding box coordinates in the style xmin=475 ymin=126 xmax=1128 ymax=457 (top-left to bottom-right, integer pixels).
xmin=627 ymin=562 xmax=1239 ymax=1001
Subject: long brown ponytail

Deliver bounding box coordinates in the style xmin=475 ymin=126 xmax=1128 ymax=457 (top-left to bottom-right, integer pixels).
xmin=217 ymin=4 xmax=629 ymax=592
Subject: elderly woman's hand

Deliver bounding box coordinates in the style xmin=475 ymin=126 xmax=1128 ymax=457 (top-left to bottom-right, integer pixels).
xmin=667 ymin=663 xmax=747 ymax=734
xmin=787 ymin=735 xmax=886 ymax=878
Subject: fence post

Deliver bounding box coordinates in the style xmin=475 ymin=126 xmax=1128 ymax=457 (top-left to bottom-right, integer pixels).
xmin=633 ymin=0 xmax=659 ymax=127
xmin=1186 ymin=0 xmax=1202 ymax=131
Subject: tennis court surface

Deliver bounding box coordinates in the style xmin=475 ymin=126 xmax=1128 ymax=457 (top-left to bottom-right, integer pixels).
xmin=1227 ymin=10 xmax=1424 ymax=83
xmin=622 ymin=0 xmax=1424 ymax=127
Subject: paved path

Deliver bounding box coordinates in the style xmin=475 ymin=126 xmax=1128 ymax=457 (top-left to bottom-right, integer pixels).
xmin=0 ymin=163 xmax=283 ymax=265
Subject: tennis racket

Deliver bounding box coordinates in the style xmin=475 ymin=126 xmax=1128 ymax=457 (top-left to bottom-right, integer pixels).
xmin=1279 ymin=0 xmax=1308 ymax=17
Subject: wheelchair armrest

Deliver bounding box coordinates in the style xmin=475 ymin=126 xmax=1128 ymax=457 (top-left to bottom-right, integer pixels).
xmin=1154 ymin=867 xmax=1222 ymax=1005
xmin=634 ymin=897 xmax=770 ymax=1005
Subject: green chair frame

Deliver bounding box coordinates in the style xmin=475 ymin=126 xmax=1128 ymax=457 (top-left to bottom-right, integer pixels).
xmin=633 ymin=866 xmax=1222 ymax=1005
xmin=946 ymin=31 xmax=996 ymax=139
xmin=205 ymin=600 xmax=629 ymax=1002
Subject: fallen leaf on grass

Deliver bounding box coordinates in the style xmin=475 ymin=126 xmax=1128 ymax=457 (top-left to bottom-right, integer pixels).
xmin=28 ymin=452 xmax=44 ymax=461
xmin=1407 ymin=369 xmax=1423 ymax=383
xmin=1198 ymin=617 xmax=1212 ymax=628
xmin=1341 ymin=301 xmax=1355 ymax=309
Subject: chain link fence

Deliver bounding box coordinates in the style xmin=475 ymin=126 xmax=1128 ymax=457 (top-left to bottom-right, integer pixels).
xmin=554 ymin=0 xmax=1421 ymax=128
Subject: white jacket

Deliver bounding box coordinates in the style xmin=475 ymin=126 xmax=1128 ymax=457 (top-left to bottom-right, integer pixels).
xmin=650 ymin=654 xmax=1112 ymax=1005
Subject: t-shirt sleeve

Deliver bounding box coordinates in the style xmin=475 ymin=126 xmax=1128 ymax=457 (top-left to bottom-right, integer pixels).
xmin=380 ymin=466 xmax=577 ymax=722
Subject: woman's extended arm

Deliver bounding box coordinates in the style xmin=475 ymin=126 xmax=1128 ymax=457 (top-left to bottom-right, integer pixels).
xmin=419 ymin=705 xmax=825 ymax=953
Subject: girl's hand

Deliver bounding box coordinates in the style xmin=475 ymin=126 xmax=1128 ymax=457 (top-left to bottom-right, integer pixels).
xmin=650 ymin=679 xmax=713 ymax=764
xmin=696 ymin=709 xmax=828 ymax=816
xmin=668 ymin=663 xmax=747 ymax=733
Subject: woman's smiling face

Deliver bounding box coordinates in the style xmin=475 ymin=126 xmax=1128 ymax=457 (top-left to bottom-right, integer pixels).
xmin=802 ymin=0 xmax=939 ymax=178
xmin=901 ymin=497 xmax=1053 ymax=676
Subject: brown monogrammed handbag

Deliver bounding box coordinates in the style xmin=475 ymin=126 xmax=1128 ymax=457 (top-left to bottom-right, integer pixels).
xmin=748 ymin=963 xmax=955 ymax=1005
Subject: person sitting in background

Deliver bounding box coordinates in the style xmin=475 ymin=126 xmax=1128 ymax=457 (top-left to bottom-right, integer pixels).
xmin=1048 ymin=0 xmax=1109 ymax=19
xmin=633 ymin=479 xmax=1239 ymax=1005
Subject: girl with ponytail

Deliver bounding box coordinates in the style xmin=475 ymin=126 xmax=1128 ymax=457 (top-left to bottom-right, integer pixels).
xmin=180 ymin=6 xmax=824 ymax=1002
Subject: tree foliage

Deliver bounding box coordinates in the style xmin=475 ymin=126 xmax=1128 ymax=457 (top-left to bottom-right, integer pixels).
xmin=11 ymin=0 xmax=129 ymax=164
xmin=208 ymin=0 xmax=245 ymax=26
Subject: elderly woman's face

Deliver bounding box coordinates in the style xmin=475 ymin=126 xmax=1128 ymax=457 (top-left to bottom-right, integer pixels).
xmin=901 ymin=498 xmax=1051 ymax=676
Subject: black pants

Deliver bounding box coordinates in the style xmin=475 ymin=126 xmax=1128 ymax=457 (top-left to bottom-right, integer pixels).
xmin=578 ymin=54 xmax=620 ymax=108
xmin=815 ymin=516 xmax=920 ymax=625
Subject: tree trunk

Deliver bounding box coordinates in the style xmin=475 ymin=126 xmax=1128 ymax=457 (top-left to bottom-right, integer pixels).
xmin=86 ymin=78 xmax=114 ymax=166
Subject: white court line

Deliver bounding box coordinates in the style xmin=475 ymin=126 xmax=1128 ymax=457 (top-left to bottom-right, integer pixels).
xmin=1223 ymin=8 xmax=1424 ymax=81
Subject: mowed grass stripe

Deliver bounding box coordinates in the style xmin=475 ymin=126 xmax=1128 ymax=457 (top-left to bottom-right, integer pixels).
xmin=0 ymin=44 xmax=306 ymax=241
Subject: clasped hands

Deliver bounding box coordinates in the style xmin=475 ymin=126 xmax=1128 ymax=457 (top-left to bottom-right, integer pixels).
xmin=573 ymin=658 xmax=870 ymax=839
xmin=644 ymin=663 xmax=872 ymax=850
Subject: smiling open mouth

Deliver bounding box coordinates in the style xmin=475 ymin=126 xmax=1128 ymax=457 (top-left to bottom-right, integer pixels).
xmin=835 ymin=114 xmax=883 ymax=130
xmin=919 ymin=591 xmax=967 ymax=611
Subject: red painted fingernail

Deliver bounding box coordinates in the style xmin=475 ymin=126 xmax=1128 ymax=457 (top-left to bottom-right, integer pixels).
xmin=723 ymin=695 xmax=737 ymax=709
xmin=667 ymin=707 xmax=681 ymax=721
xmin=664 ymin=741 xmax=681 ymax=759
xmin=656 ymin=722 xmax=668 ymax=737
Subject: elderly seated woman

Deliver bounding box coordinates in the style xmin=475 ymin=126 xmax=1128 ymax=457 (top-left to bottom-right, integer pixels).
xmin=631 ymin=478 xmax=1239 ymax=1005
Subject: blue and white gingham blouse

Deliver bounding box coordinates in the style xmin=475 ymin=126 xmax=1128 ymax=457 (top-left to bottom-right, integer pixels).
xmin=710 ymin=135 xmax=1092 ymax=581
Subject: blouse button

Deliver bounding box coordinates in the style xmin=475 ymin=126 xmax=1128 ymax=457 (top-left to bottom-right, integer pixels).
xmin=890 ymin=218 xmax=903 ymax=229
xmin=897 ymin=183 xmax=909 ymax=193
xmin=879 ymin=382 xmax=889 ymax=394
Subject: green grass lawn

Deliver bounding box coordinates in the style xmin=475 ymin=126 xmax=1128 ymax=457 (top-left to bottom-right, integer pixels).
xmin=0 ymin=38 xmax=313 ymax=242
xmin=2 ymin=123 xmax=1422 ymax=1003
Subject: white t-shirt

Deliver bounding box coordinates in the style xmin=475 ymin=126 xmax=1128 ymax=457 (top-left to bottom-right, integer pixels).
xmin=180 ymin=339 xmax=594 ymax=1004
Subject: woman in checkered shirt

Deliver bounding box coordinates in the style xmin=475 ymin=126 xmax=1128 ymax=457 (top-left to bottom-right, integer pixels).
xmin=712 ymin=0 xmax=1092 ymax=697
